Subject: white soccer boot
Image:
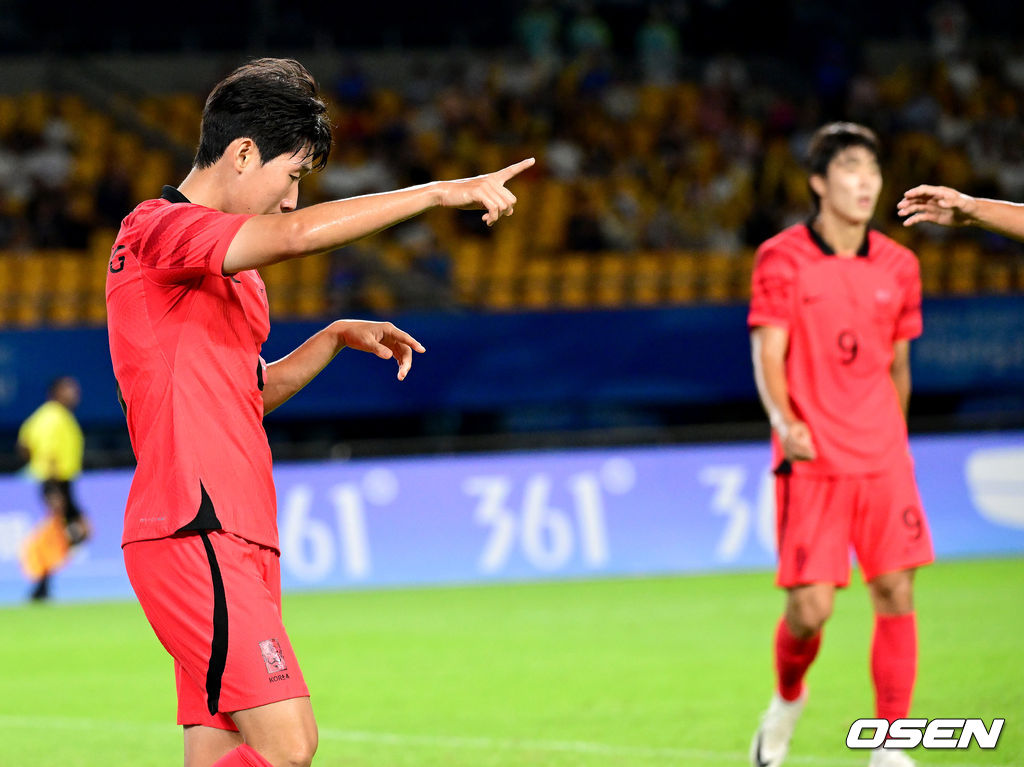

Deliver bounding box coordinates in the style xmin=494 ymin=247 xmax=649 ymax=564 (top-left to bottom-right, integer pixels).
xmin=749 ymin=689 xmax=807 ymax=767
xmin=868 ymin=748 xmax=916 ymax=767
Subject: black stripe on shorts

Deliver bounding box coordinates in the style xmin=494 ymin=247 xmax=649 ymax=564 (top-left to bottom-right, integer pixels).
xmin=199 ymin=531 xmax=229 ymax=716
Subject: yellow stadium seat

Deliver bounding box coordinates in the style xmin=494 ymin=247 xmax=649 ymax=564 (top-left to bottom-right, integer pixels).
xmin=522 ymin=258 xmax=554 ymax=309
xmin=703 ymin=252 xmax=734 ymax=303
xmin=980 ymin=259 xmax=1013 ymax=294
xmin=453 ymin=241 xmax=484 ymax=304
xmin=482 ymin=273 xmax=517 ymax=311
xmin=0 ymin=254 xmax=16 ymax=325
xmin=261 ymin=262 xmax=296 ymax=317
xmin=917 ymin=241 xmax=944 ymax=296
xmin=632 ymin=253 xmax=663 ymax=306
xmin=533 ymin=181 xmax=570 ymax=252
xmin=666 ymin=252 xmax=697 ymax=303
xmin=557 ymin=255 xmax=591 ymax=308
xmin=82 ymin=291 xmax=107 ymax=325
xmin=734 ymin=251 xmax=755 ymax=300
xmin=948 ymin=242 xmax=979 ymax=295
xmin=49 ymin=251 xmax=87 ymax=324
xmin=593 ymin=252 xmax=627 ymax=308
xmin=361 ymin=280 xmax=396 ymax=313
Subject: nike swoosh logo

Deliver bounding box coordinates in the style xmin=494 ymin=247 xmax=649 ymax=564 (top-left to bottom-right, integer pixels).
xmin=754 ymin=732 xmax=770 ymax=767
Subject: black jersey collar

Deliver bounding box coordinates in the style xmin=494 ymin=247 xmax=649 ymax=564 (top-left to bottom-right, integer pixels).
xmin=805 ymin=217 xmax=870 ymax=258
xmin=161 ymin=185 xmax=191 ymax=204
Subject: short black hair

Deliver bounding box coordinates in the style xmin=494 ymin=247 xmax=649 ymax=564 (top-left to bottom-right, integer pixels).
xmin=194 ymin=58 xmax=332 ymax=171
xmin=805 ymin=122 xmax=880 ymax=211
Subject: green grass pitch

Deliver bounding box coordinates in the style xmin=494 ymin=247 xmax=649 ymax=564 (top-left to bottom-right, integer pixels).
xmin=1 ymin=557 xmax=1020 ymax=766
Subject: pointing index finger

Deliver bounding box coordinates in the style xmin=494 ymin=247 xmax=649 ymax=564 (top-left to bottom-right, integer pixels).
xmin=493 ymin=157 xmax=536 ymax=184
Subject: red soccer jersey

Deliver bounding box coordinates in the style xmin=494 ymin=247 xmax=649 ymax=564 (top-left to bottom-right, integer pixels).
xmin=748 ymin=222 xmax=922 ymax=476
xmin=106 ymin=186 xmax=279 ymax=549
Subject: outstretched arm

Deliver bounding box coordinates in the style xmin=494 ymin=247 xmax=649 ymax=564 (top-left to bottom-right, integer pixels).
xmin=750 ymin=325 xmax=817 ymax=462
xmin=223 ymin=158 xmax=535 ymax=274
xmin=262 ymin=320 xmax=425 ymax=415
xmin=897 ymin=184 xmax=1024 ymax=242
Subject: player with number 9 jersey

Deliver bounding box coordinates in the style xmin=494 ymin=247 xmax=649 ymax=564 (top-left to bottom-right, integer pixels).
xmin=746 ymin=123 xmax=934 ymax=767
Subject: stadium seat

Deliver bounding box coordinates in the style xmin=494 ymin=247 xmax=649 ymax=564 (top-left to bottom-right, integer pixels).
xmin=295 ymin=253 xmax=329 ymax=316
xmin=980 ymin=258 xmax=1013 ymax=294
xmin=49 ymin=251 xmax=86 ymax=325
xmin=533 ymin=181 xmax=570 ymax=252
xmin=734 ymin=251 xmax=755 ymax=300
xmin=13 ymin=253 xmax=52 ymax=326
xmin=453 ymin=241 xmax=484 ymax=304
xmin=702 ymin=252 xmax=734 ymax=303
xmin=557 ymin=255 xmax=592 ymax=308
xmin=482 ymin=273 xmax=518 ymax=311
xmin=0 ymin=254 xmax=16 ymax=325
xmin=632 ymin=253 xmax=663 ymax=306
xmin=522 ymin=258 xmax=554 ymax=309
xmin=360 ymin=278 xmax=397 ymax=313
xmin=666 ymin=252 xmax=697 ymax=304
xmin=261 ymin=261 xmax=296 ymax=317
xmin=593 ymin=252 xmax=627 ymax=308
xmin=948 ymin=242 xmax=980 ymax=295
xmin=917 ymin=241 xmax=945 ymax=296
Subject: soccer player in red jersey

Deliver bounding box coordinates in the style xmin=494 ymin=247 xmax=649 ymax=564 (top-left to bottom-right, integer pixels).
xmin=898 ymin=183 xmax=1024 ymax=240
xmin=746 ymin=123 xmax=934 ymax=767
xmin=106 ymin=58 xmax=532 ymax=767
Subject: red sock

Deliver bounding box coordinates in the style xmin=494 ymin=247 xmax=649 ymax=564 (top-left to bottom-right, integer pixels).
xmin=872 ymin=613 xmax=917 ymax=724
xmin=775 ymin=617 xmax=821 ymax=701
xmin=212 ymin=744 xmax=274 ymax=767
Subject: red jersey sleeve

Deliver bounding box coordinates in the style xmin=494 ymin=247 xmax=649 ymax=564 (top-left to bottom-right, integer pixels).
xmin=138 ymin=204 xmax=251 ymax=284
xmin=894 ymin=251 xmax=923 ymax=340
xmin=748 ymin=245 xmax=796 ymax=330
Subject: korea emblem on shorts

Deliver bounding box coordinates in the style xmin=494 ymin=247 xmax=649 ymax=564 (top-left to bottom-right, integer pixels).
xmin=258 ymin=639 xmax=287 ymax=673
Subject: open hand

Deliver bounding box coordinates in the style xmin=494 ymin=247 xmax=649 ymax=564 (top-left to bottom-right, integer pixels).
xmin=897 ymin=184 xmax=978 ymax=228
xmin=334 ymin=320 xmax=426 ymax=381
xmin=437 ymin=157 xmax=535 ymax=226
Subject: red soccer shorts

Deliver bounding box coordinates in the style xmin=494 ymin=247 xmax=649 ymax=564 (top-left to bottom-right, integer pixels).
xmin=774 ymin=457 xmax=935 ymax=588
xmin=124 ymin=530 xmax=309 ymax=730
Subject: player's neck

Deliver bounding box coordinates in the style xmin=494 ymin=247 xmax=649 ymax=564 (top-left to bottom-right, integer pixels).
xmin=811 ymin=210 xmax=867 ymax=258
xmin=177 ymin=166 xmax=234 ymax=212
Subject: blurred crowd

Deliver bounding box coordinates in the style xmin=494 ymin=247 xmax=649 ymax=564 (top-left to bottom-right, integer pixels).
xmin=0 ymin=93 xmax=135 ymax=251
xmin=1 ymin=0 xmax=1022 ymax=314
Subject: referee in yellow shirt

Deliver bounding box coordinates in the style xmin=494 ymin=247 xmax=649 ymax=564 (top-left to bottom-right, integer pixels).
xmin=17 ymin=376 xmax=89 ymax=600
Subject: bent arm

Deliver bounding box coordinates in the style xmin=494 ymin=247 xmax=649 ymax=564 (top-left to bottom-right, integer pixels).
xmin=751 ymin=325 xmax=817 ymax=462
xmin=262 ymin=324 xmax=346 ymax=415
xmin=262 ymin=319 xmax=425 ymax=415
xmin=890 ymin=339 xmax=912 ymax=420
xmin=751 ymin=325 xmax=797 ymax=433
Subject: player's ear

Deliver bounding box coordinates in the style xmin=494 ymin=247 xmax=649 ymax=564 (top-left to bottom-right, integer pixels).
xmin=809 ymin=173 xmax=827 ymax=200
xmin=232 ymin=138 xmax=258 ymax=173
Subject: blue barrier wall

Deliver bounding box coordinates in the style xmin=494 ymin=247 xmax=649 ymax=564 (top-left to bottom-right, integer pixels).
xmin=1 ymin=296 xmax=1022 ymax=431
xmin=1 ymin=431 xmax=1022 ymax=605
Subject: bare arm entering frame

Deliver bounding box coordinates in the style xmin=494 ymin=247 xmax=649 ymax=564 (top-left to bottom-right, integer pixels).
xmin=897 ymin=184 xmax=1024 ymax=242
xmin=222 ymin=157 xmax=535 ymax=274
xmin=261 ymin=320 xmax=425 ymax=415
xmin=750 ymin=325 xmax=817 ymax=462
